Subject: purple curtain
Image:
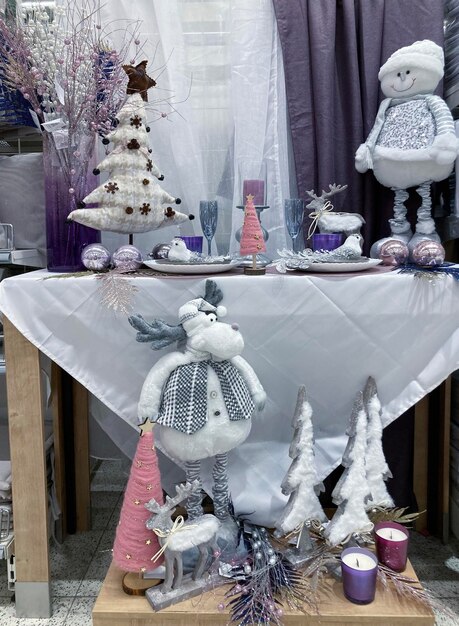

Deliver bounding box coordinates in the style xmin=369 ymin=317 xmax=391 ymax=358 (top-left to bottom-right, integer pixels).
xmin=272 ymin=0 xmax=445 ymax=250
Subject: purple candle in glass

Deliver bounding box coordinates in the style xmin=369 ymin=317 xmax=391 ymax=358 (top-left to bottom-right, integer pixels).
xmin=374 ymin=522 xmax=409 ymax=572
xmin=312 ymin=233 xmax=343 ymax=251
xmin=180 ymin=236 xmax=203 ymax=253
xmin=341 ymin=547 xmax=378 ymax=605
xmin=243 ymin=179 xmax=265 ymax=206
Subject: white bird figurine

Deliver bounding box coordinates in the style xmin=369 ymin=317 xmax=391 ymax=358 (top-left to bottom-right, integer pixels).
xmin=310 ymin=233 xmax=364 ymax=262
xmin=167 ymin=237 xmax=192 ymax=262
xmin=274 ymin=234 xmax=365 ymax=273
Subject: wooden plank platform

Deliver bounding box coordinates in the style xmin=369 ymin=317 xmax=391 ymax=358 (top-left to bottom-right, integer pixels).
xmin=93 ymin=561 xmax=434 ymax=626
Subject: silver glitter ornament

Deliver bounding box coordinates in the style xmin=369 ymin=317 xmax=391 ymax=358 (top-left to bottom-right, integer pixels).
xmin=81 ymin=243 xmax=111 ymax=271
xmin=112 ymin=245 xmax=143 ymax=270
xmin=379 ymin=240 xmax=409 ymax=266
xmin=412 ymin=240 xmax=445 ymax=266
xmin=151 ymin=243 xmax=171 ymax=259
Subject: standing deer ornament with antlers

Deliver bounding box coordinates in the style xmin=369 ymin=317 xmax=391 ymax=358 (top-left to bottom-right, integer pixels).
xmin=145 ymin=480 xmax=220 ymax=594
xmin=306 ymin=183 xmax=365 ymax=240
xmin=129 ymin=280 xmax=266 ymax=532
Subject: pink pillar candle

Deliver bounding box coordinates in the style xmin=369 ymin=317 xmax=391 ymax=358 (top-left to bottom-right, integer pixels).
xmin=243 ymin=179 xmax=265 ymax=206
xmin=374 ymin=522 xmax=409 ymax=572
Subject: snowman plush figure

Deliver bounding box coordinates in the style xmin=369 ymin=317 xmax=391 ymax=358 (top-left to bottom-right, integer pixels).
xmin=355 ymin=40 xmax=459 ymax=256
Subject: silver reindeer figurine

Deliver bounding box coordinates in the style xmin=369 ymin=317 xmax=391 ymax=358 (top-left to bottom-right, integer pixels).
xmin=145 ymin=481 xmax=220 ymax=593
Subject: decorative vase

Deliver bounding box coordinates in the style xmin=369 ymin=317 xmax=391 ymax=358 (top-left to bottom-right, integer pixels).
xmin=43 ymin=134 xmax=100 ymax=272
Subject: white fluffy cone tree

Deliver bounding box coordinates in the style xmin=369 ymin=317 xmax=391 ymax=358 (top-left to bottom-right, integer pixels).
xmin=275 ymin=386 xmax=326 ymax=537
xmin=68 ymin=93 xmax=192 ymax=234
xmin=324 ymin=391 xmax=373 ymax=546
xmin=363 ymin=376 xmax=394 ymax=509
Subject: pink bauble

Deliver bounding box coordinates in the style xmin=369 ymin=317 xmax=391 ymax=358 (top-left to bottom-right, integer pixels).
xmin=112 ymin=245 xmax=143 ymax=270
xmin=412 ymin=240 xmax=445 ymax=267
xmin=379 ymin=240 xmax=409 ymax=266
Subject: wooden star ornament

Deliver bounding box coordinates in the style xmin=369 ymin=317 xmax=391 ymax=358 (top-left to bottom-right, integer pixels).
xmin=123 ymin=60 xmax=156 ymax=102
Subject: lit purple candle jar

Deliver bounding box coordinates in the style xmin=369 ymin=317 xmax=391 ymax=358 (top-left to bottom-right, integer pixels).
xmin=374 ymin=522 xmax=409 ymax=572
xmin=341 ymin=547 xmax=378 ymax=605
xmin=312 ymin=233 xmax=343 ymax=251
xmin=243 ymin=179 xmax=265 ymax=206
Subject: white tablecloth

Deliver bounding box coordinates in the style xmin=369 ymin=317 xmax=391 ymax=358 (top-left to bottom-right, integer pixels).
xmin=1 ymin=267 xmax=459 ymax=526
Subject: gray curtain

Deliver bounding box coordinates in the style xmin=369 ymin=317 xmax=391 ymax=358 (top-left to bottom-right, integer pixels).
xmin=272 ymin=0 xmax=444 ymax=250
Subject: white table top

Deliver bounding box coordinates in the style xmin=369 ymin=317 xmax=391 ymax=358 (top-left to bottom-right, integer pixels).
xmin=1 ymin=266 xmax=458 ymax=526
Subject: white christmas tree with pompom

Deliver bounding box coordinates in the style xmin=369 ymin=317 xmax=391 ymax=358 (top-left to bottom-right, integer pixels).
xmin=68 ymin=61 xmax=194 ymax=234
xmin=324 ymin=391 xmax=373 ymax=547
xmin=363 ymin=376 xmax=394 ymax=509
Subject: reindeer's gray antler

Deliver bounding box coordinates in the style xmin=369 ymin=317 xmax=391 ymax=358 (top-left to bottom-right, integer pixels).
xmin=204 ymin=280 xmax=223 ymax=307
xmin=145 ymin=497 xmax=162 ymax=514
xmin=128 ymin=314 xmax=186 ymax=350
xmin=164 ymin=480 xmax=201 ymax=509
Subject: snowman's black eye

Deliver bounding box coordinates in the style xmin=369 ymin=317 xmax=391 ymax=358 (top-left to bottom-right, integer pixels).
xmin=406 ymin=70 xmax=410 ymax=74
xmin=397 ymin=72 xmax=401 ymax=77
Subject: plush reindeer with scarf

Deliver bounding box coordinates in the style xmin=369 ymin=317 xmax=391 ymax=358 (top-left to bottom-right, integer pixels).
xmin=129 ymin=280 xmax=266 ymax=521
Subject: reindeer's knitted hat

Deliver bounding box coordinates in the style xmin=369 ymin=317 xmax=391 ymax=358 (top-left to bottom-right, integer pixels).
xmin=179 ymin=298 xmax=227 ymax=335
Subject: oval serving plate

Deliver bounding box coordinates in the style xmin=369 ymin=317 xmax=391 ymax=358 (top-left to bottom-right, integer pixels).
xmin=288 ymin=258 xmax=382 ymax=273
xmin=143 ymin=259 xmax=241 ymax=275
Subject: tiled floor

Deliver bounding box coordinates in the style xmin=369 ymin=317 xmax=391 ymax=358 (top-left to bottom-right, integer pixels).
xmin=0 ymin=460 xmax=458 ymax=625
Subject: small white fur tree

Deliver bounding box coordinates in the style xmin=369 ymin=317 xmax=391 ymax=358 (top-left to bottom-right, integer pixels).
xmin=324 ymin=391 xmax=373 ymax=546
xmin=275 ymin=386 xmax=326 ymax=537
xmin=363 ymin=376 xmax=394 ymax=509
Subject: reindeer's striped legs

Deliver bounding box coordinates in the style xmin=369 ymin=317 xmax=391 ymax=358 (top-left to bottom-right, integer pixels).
xmin=212 ymin=453 xmax=229 ymax=521
xmin=185 ymin=460 xmax=203 ymax=519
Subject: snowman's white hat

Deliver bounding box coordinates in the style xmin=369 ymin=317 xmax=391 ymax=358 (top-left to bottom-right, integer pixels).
xmin=378 ymin=40 xmax=444 ymax=81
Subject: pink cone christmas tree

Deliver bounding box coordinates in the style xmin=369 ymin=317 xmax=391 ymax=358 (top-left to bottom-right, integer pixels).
xmin=240 ymin=194 xmax=266 ymax=267
xmin=112 ymin=422 xmax=164 ymax=573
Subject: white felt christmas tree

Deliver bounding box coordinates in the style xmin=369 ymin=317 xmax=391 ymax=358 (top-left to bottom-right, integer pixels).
xmin=363 ymin=376 xmax=394 ymax=509
xmin=324 ymin=391 xmax=373 ymax=546
xmin=275 ymin=386 xmax=326 ymax=537
xmin=68 ymin=68 xmax=193 ymax=234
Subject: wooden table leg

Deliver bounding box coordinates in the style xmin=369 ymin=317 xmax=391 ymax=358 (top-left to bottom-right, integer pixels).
xmin=72 ymin=379 xmax=91 ymax=532
xmin=414 ymin=378 xmax=452 ymax=542
xmin=51 ymin=362 xmax=67 ymax=543
xmin=414 ymin=396 xmax=429 ymax=533
xmin=3 ymin=316 xmax=51 ymax=617
xmin=438 ymin=377 xmax=451 ymax=544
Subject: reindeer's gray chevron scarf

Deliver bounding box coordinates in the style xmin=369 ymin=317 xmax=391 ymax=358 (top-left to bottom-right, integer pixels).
xmin=156 ymin=360 xmax=255 ymax=435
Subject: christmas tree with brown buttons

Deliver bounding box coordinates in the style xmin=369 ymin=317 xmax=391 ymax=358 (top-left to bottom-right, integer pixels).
xmin=240 ymin=194 xmax=266 ymax=275
xmin=67 ymin=61 xmax=194 ymax=234
xmin=112 ymin=419 xmax=164 ymax=586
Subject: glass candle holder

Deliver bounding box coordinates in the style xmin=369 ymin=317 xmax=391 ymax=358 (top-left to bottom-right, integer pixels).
xmin=341 ymin=547 xmax=378 ymax=605
xmin=312 ymin=233 xmax=343 ymax=252
xmin=181 ymin=236 xmax=203 ymax=253
xmin=374 ymin=522 xmax=409 ymax=572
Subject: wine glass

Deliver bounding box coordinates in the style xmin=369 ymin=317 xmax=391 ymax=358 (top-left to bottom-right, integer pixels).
xmin=199 ymin=200 xmax=218 ymax=256
xmin=284 ymin=198 xmax=305 ymax=252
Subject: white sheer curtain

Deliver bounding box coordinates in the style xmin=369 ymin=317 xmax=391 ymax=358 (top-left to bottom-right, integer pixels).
xmin=99 ymin=0 xmax=290 ymax=258
xmin=89 ymin=0 xmax=291 ymax=463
